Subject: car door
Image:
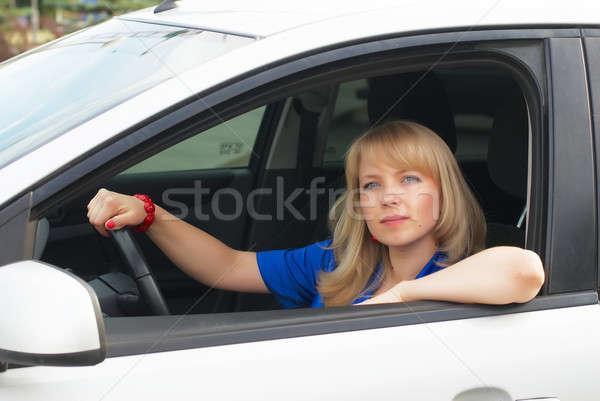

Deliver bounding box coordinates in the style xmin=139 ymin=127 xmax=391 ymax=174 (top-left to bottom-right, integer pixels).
xmin=2 ymin=27 xmax=600 ymax=401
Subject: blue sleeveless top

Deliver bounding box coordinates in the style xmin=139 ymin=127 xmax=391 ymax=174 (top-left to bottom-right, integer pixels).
xmin=256 ymin=239 xmax=447 ymax=308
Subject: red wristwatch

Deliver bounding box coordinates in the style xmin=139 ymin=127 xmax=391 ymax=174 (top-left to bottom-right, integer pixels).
xmin=132 ymin=194 xmax=155 ymax=232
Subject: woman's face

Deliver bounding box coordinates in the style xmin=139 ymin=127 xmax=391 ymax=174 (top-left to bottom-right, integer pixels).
xmin=358 ymin=156 xmax=441 ymax=248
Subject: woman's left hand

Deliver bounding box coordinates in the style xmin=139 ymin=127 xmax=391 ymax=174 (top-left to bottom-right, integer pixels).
xmin=357 ymin=284 xmax=406 ymax=305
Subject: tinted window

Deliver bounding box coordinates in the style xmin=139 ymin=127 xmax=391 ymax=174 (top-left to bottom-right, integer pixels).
xmin=323 ymin=79 xmax=370 ymax=163
xmin=121 ymin=106 xmax=265 ymax=173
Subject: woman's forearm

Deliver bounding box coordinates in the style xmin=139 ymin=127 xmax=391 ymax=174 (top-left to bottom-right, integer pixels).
xmin=146 ymin=205 xmax=265 ymax=293
xmin=361 ymin=247 xmax=545 ymax=305
xmin=87 ymin=187 xmax=266 ymax=292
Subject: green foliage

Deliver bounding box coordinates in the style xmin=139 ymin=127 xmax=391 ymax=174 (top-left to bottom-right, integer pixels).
xmin=42 ymin=0 xmax=156 ymax=15
xmin=0 ymin=7 xmax=32 ymax=19
xmin=0 ymin=0 xmax=156 ymax=18
xmin=0 ymin=0 xmax=156 ymax=52
xmin=0 ymin=3 xmax=32 ymax=24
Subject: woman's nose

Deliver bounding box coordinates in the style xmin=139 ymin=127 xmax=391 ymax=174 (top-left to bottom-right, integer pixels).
xmin=381 ymin=189 xmax=406 ymax=206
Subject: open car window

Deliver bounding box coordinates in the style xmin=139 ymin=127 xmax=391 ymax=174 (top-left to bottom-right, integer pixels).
xmin=38 ymin=64 xmax=533 ymax=318
xmin=322 ymin=68 xmax=528 ymax=243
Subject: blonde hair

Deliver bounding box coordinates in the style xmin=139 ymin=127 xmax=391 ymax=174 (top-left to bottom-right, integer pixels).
xmin=317 ymin=120 xmax=486 ymax=306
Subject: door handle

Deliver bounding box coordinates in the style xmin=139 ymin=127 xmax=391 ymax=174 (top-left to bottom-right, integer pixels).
xmin=453 ymin=387 xmax=560 ymax=401
xmin=517 ymin=398 xmax=559 ymax=401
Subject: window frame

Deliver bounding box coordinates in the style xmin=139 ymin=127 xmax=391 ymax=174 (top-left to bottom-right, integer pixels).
xmin=543 ymin=37 xmax=597 ymax=293
xmin=13 ymin=28 xmax=594 ymax=357
xmin=582 ymin=32 xmax=600 ymax=293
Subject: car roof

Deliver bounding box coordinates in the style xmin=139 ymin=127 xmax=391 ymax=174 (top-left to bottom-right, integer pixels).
xmin=123 ymin=0 xmax=600 ymax=38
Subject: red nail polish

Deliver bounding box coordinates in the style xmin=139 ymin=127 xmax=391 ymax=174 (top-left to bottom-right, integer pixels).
xmin=106 ymin=220 xmax=115 ymax=229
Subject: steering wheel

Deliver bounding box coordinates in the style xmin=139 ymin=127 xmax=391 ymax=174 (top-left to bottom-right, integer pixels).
xmin=109 ymin=229 xmax=170 ymax=315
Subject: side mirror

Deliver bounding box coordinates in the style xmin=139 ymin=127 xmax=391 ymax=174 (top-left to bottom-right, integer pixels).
xmin=0 ymin=261 xmax=106 ymax=368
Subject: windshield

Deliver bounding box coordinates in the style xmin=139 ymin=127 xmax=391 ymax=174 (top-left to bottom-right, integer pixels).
xmin=0 ymin=18 xmax=254 ymax=168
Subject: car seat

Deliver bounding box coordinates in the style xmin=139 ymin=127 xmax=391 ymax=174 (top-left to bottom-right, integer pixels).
xmin=367 ymin=71 xmax=458 ymax=152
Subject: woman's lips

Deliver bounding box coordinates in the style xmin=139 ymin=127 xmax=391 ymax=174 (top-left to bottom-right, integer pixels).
xmin=381 ymin=215 xmax=409 ymax=225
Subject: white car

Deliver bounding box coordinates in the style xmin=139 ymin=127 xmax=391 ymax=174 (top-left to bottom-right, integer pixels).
xmin=1 ymin=0 xmax=600 ymax=400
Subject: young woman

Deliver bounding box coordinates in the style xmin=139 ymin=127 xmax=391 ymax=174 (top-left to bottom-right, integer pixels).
xmin=87 ymin=120 xmax=545 ymax=308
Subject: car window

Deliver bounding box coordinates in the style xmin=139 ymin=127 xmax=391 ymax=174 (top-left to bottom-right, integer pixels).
xmin=0 ymin=18 xmax=254 ymax=169
xmin=323 ymin=79 xmax=371 ymax=164
xmin=38 ymin=41 xmax=538 ymax=322
xmin=121 ymin=106 xmax=266 ymax=174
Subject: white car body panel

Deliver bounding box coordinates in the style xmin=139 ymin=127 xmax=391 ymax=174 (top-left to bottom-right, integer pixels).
xmin=126 ymin=0 xmax=600 ymax=38
xmin=2 ymin=0 xmax=600 ymax=206
xmin=1 ymin=305 xmax=599 ymax=400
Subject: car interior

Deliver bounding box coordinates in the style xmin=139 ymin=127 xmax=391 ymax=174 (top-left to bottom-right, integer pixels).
xmin=35 ymin=64 xmax=530 ymax=317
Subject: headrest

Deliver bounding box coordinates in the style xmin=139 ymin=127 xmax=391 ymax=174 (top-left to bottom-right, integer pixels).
xmin=487 ymin=86 xmax=528 ymax=199
xmin=367 ymin=72 xmax=457 ymax=153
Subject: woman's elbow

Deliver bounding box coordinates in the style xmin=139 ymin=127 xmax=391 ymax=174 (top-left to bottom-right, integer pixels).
xmin=511 ymin=248 xmax=545 ymax=303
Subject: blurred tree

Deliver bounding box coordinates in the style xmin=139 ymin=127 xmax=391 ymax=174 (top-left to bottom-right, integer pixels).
xmin=43 ymin=0 xmax=156 ymax=15
xmin=0 ymin=0 xmax=156 ymax=61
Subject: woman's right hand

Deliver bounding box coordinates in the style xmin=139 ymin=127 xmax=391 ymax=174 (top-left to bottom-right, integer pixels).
xmin=87 ymin=188 xmax=147 ymax=237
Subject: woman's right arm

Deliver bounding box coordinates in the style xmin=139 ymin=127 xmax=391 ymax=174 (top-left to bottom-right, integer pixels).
xmin=86 ymin=188 xmax=269 ymax=293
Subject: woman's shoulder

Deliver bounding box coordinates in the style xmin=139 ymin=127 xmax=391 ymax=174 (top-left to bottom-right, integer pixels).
xmin=304 ymin=239 xmax=336 ymax=271
xmin=257 ymin=238 xmax=335 ymax=271
xmin=255 ymin=239 xmax=335 ymax=309
xmin=292 ymin=238 xmax=333 ymax=253
xmin=307 ymin=238 xmax=334 ymax=256
xmin=313 ymin=238 xmax=333 ymax=249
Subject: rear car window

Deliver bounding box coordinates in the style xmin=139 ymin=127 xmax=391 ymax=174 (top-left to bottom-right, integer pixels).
xmin=121 ymin=106 xmax=266 ymax=173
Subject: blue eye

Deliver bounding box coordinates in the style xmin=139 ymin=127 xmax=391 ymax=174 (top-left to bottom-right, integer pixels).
xmin=362 ymin=182 xmax=379 ymax=190
xmin=402 ymin=175 xmax=421 ymax=184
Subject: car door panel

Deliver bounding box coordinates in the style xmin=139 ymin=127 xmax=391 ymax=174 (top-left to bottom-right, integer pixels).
xmin=3 ymin=300 xmax=600 ymax=400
